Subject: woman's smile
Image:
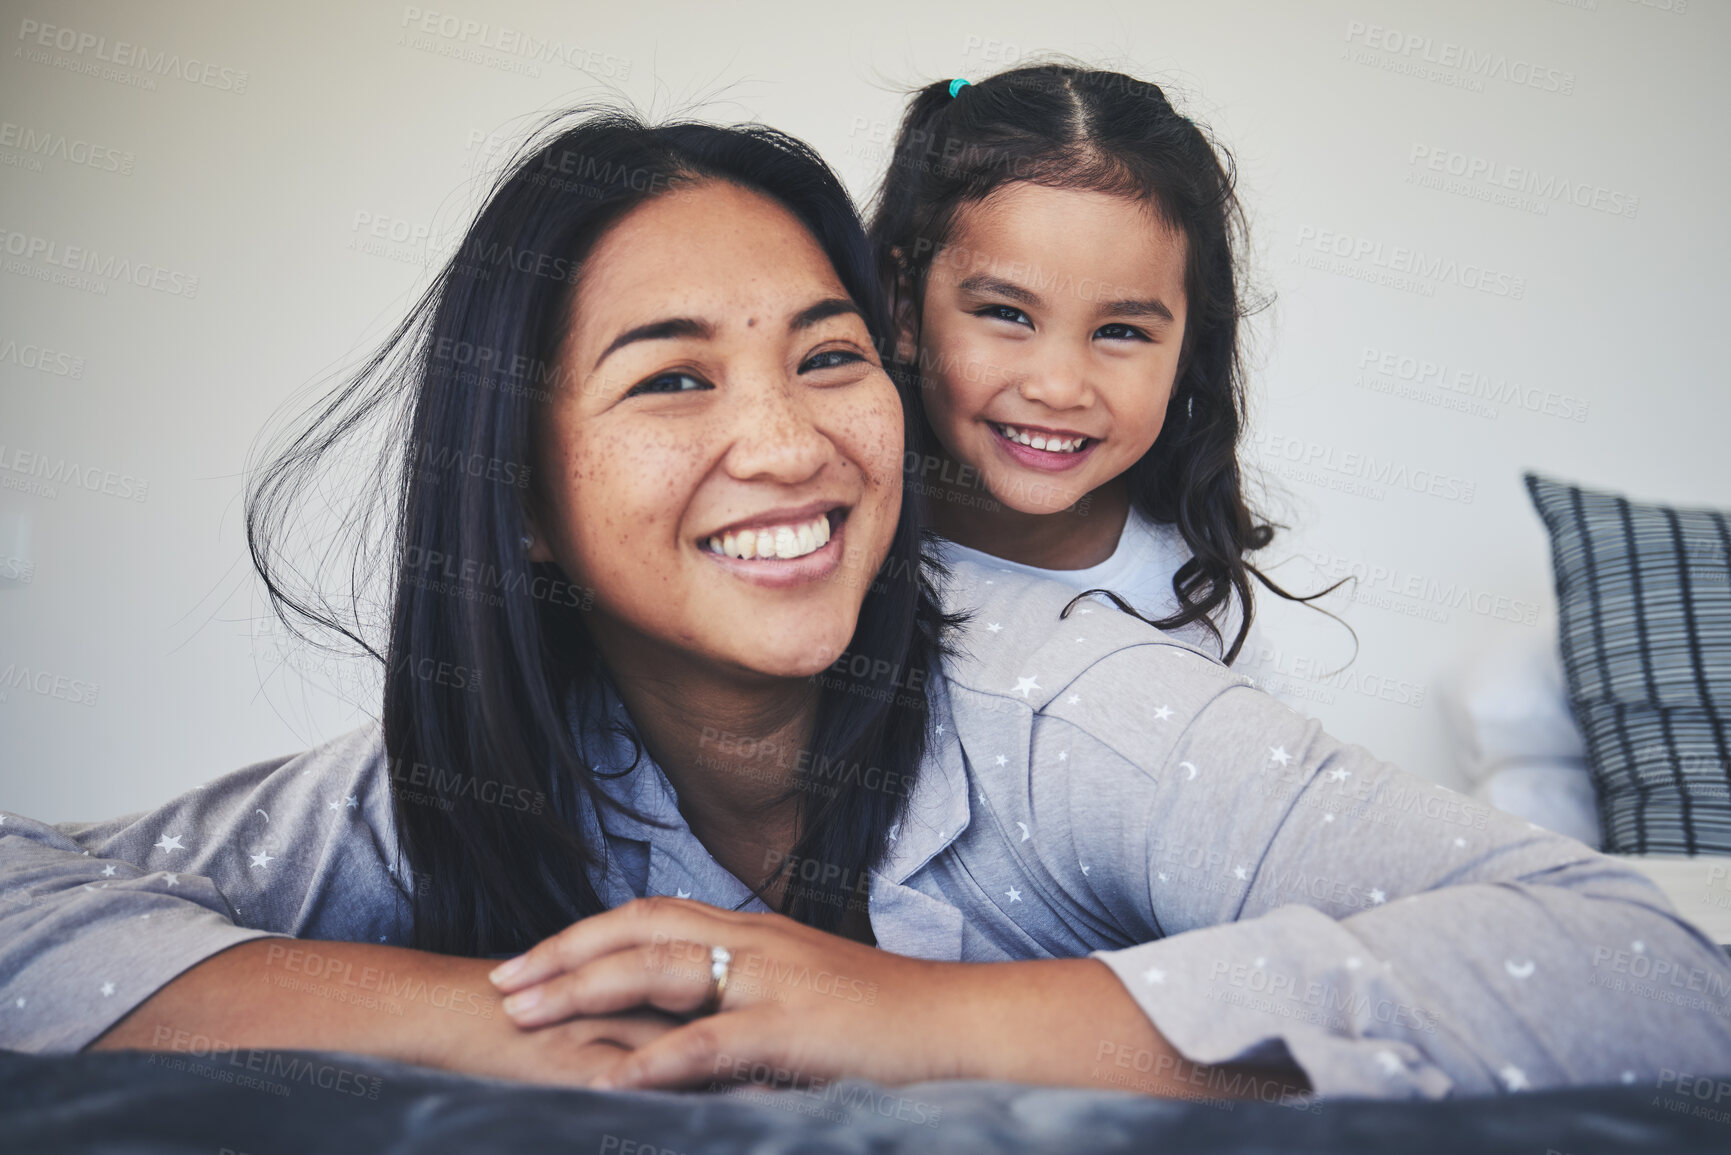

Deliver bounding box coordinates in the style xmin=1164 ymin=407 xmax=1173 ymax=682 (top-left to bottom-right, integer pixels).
xmin=698 ymin=503 xmax=851 ymax=587
xmin=532 ymin=180 xmax=904 ymax=681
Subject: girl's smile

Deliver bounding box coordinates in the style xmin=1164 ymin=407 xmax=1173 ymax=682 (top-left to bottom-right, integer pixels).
xmin=910 ymin=182 xmax=1189 ymax=519
xmin=987 ymin=420 xmax=1102 ymax=472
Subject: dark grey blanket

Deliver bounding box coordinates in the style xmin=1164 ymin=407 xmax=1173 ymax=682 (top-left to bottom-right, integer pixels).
xmin=2 ymin=1048 xmax=1728 ymax=1154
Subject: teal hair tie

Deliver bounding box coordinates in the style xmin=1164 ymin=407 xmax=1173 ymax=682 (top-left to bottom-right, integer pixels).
xmin=948 ymin=77 xmax=971 ymax=98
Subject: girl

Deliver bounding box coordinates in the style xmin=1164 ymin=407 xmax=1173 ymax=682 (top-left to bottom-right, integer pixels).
xmin=1 ymin=111 xmax=1725 ymax=1100
xmin=868 ymin=63 xmax=1325 ymax=667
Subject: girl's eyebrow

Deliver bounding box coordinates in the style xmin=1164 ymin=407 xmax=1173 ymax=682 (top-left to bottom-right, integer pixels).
xmin=957 ymin=273 xmax=1042 ymax=309
xmin=1096 ymin=297 xmax=1175 ymax=324
xmin=958 ymin=273 xmax=1175 ymax=325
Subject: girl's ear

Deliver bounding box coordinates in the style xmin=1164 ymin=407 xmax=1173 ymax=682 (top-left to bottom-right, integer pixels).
xmin=888 ymin=251 xmax=919 ymax=364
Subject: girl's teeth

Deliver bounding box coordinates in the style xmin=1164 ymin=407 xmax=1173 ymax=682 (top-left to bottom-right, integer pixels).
xmin=707 ymin=514 xmax=833 ymax=561
xmin=998 ymin=424 xmax=1087 ymax=453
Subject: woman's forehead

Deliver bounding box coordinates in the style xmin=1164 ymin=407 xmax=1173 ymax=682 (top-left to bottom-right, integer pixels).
xmin=568 ymin=182 xmax=851 ymax=353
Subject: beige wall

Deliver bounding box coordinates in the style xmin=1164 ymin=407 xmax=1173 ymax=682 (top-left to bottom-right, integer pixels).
xmin=1 ymin=0 xmax=1725 ymax=819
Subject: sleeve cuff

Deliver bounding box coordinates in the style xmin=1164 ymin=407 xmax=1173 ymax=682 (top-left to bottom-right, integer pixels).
xmin=1091 ymin=904 xmax=1460 ymax=1099
xmin=9 ymin=903 xmax=289 ymax=1053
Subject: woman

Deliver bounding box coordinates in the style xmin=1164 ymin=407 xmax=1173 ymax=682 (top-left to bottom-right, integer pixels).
xmin=2 ymin=111 xmax=1726 ymax=1100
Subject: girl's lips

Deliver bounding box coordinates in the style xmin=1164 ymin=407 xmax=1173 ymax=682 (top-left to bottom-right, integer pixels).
xmin=988 ymin=421 xmax=1100 ymax=473
xmin=699 ymin=511 xmax=848 ymax=589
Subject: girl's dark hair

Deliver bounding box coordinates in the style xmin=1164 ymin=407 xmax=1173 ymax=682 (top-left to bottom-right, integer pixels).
xmin=868 ymin=63 xmax=1335 ymax=663
xmin=247 ymin=109 xmax=952 ymax=956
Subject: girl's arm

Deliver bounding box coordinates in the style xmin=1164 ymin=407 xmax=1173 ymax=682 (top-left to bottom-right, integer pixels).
xmin=1056 ymin=646 xmax=1731 ymax=1098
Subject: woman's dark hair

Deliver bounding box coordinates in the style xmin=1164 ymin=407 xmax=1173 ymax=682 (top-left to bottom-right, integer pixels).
xmin=868 ymin=63 xmax=1336 ymax=663
xmin=247 ymin=109 xmax=952 ymax=955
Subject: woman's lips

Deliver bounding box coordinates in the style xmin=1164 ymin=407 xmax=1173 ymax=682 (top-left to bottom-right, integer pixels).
xmin=988 ymin=421 xmax=1099 ymax=473
xmin=699 ymin=509 xmax=848 ymax=588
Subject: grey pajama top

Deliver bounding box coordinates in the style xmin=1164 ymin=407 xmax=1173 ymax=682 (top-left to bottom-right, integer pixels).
xmin=3 ymin=558 xmax=1729 ymax=1098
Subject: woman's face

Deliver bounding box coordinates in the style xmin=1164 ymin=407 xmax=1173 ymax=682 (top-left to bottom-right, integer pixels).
xmin=531 ymin=181 xmax=904 ymax=682
xmin=908 ymin=183 xmax=1188 ymax=516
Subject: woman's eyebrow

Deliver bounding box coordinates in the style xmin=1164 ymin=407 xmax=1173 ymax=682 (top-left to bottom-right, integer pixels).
xmin=789 ymin=297 xmax=862 ymax=331
xmin=595 ymin=317 xmax=712 ymax=368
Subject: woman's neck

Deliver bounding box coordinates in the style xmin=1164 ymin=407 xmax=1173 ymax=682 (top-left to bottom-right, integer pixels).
xmin=924 ymin=452 xmax=1132 ymax=571
xmin=593 ymin=632 xmax=815 ymax=890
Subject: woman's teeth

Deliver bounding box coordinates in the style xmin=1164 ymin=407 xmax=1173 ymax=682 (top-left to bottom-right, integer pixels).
xmin=706 ymin=513 xmax=832 ymax=561
xmin=995 ymin=423 xmax=1090 ymax=453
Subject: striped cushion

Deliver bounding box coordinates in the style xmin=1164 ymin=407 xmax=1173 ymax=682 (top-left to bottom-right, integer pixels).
xmin=1525 ymin=473 xmax=1731 ymax=854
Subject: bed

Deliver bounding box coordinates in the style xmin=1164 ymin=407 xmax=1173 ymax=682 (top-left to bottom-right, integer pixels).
xmin=3 ymin=1045 xmax=1729 ymax=1154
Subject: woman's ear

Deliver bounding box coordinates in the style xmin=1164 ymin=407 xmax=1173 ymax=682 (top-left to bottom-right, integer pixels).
xmin=520 ymin=497 xmax=556 ymax=563
xmin=525 ymin=527 xmax=554 ymax=564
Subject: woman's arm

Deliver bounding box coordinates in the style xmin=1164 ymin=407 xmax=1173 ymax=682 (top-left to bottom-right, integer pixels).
xmin=485 ymin=896 xmax=1310 ymax=1099
xmin=87 ymin=937 xmax=679 ymax=1085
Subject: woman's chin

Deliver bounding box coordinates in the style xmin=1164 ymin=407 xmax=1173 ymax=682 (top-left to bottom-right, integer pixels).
xmin=724 ymin=619 xmax=857 ymax=683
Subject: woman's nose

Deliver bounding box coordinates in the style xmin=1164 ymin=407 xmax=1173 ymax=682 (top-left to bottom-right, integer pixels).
xmin=722 ymin=374 xmax=832 ymax=484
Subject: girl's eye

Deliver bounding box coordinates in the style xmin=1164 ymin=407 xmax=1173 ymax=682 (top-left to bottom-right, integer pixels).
xmin=625 ymin=371 xmax=711 ymax=398
xmin=978 ymin=304 xmax=1033 ymax=328
xmin=1096 ymin=323 xmax=1151 ymax=342
xmin=800 ymin=348 xmax=865 ymax=373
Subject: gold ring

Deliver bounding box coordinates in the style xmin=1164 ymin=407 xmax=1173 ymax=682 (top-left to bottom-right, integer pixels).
xmin=697 ymin=944 xmax=731 ymax=1016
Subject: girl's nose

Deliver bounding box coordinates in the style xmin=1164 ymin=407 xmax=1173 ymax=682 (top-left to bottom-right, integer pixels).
xmin=1015 ymin=337 xmax=1093 ymax=411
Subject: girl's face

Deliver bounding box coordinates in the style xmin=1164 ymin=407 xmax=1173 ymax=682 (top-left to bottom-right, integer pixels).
xmin=908 ymin=183 xmax=1188 ymax=516
xmin=531 ymin=181 xmax=904 ymax=682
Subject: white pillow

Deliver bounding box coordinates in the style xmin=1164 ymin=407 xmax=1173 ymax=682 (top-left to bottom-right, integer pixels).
xmin=1441 ymin=623 xmax=1586 ymax=783
xmin=1472 ymin=762 xmax=1601 ymax=849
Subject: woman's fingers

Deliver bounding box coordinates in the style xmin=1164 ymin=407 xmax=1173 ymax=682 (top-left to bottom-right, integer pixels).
xmin=562 ymin=1008 xmax=687 ymax=1051
xmin=594 ymin=1010 xmax=782 ymax=1091
xmin=490 ymin=896 xmax=752 ymax=993
xmin=503 ymin=941 xmax=723 ymax=1027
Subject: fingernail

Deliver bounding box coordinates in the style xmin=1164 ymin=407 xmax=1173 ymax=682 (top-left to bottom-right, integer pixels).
xmin=489 ymin=955 xmax=526 ymax=987
xmin=502 ymin=988 xmax=541 ymax=1017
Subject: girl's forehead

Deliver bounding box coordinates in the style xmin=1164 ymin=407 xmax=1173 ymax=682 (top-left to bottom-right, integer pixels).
xmin=955 ymin=183 xmax=1175 ymax=239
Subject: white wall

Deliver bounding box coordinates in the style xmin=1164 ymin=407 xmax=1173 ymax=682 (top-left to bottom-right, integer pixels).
xmin=2 ymin=0 xmax=1725 ymax=822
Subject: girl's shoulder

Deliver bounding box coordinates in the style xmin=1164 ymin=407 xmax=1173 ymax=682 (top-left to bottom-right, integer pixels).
xmin=931 ymin=559 xmax=1264 ymax=773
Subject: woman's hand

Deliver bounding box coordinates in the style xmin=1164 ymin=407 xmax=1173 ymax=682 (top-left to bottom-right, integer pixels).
xmin=486 ymin=896 xmax=967 ymax=1091
xmin=425 ymin=1005 xmax=688 ymax=1087
xmin=486 ymin=898 xmax=1316 ymax=1100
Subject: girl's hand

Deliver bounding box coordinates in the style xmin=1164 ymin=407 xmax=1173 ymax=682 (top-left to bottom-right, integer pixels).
xmin=486 ymin=896 xmax=967 ymax=1091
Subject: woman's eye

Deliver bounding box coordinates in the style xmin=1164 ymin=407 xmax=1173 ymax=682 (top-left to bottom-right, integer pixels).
xmin=978 ymin=304 xmax=1033 ymax=328
xmin=1096 ymin=323 xmax=1151 ymax=342
xmin=800 ymin=349 xmax=865 ymax=373
xmin=625 ymin=371 xmax=711 ymax=397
